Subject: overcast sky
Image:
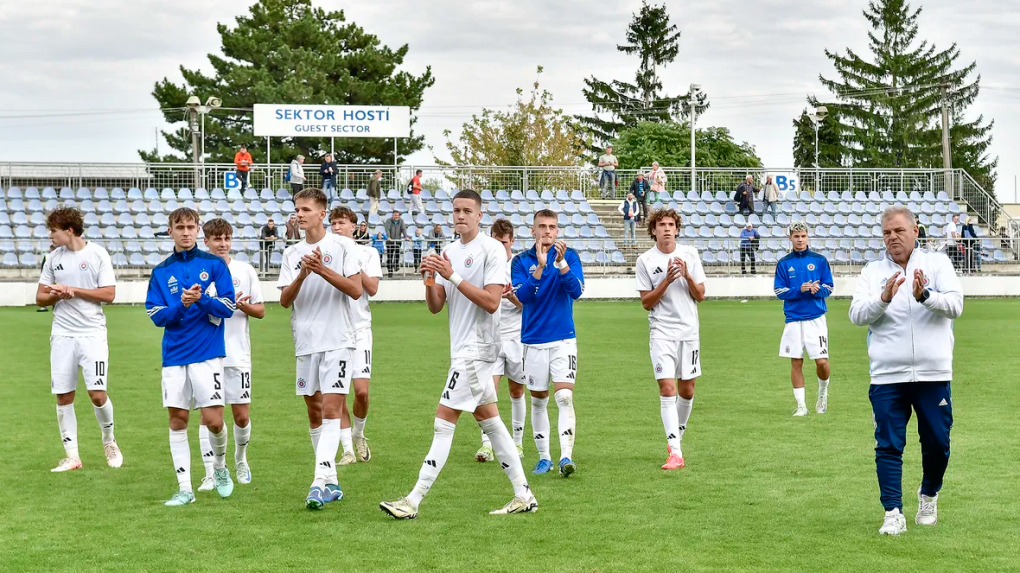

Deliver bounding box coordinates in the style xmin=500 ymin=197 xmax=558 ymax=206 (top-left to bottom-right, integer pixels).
xmin=1 ymin=0 xmax=1018 ymax=202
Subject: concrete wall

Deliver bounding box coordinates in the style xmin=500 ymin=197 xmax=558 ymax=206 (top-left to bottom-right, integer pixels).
xmin=5 ymin=275 xmax=1020 ymax=307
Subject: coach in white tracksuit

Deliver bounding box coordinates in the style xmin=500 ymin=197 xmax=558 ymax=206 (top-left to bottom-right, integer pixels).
xmin=849 ymin=206 xmax=963 ymax=536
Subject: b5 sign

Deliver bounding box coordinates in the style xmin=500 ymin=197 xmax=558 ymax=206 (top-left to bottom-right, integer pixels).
xmin=771 ymin=173 xmax=798 ymax=192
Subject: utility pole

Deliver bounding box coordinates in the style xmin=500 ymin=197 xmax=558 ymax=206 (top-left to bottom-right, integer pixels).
xmin=940 ymin=84 xmax=954 ymax=199
xmin=188 ymin=106 xmax=200 ymax=189
xmin=690 ymin=84 xmax=701 ymax=194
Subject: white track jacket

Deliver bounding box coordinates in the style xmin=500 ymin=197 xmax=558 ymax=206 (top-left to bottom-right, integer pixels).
xmin=849 ymin=249 xmax=964 ymax=385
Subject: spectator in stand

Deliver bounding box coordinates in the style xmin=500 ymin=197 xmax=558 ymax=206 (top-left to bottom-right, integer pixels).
xmin=618 ymin=192 xmax=640 ymax=246
xmin=647 ymin=161 xmax=667 ymax=203
xmin=383 ymin=210 xmax=409 ymax=276
xmin=407 ymin=169 xmax=424 ymax=216
xmin=412 ymin=227 xmax=426 ymax=270
xmin=320 ymin=154 xmax=337 ymax=199
xmin=734 ymin=175 xmax=758 ymax=216
xmin=761 ymin=175 xmax=780 ymax=218
xmin=372 ymin=231 xmax=387 ymax=257
xmin=598 ymin=145 xmax=619 ymax=199
xmin=354 ymin=221 xmax=370 ymax=244
xmin=960 ymin=215 xmax=981 ymax=272
xmin=740 ymin=222 xmax=760 ymax=274
xmin=944 ymin=214 xmax=961 ymax=269
xmin=915 ymin=215 xmax=928 ymax=248
xmin=426 ymin=223 xmax=445 ymax=250
xmin=289 ymin=155 xmax=306 ymax=195
xmin=259 ymin=218 xmax=279 ymax=272
xmin=367 ymin=169 xmax=382 ymax=216
xmin=630 ymin=172 xmax=650 ymax=222
xmin=285 ymin=213 xmax=301 ymax=241
xmin=234 ymin=145 xmax=253 ymax=192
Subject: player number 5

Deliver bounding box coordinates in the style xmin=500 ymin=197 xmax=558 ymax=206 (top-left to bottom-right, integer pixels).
xmin=213 ymin=372 xmax=221 ymax=391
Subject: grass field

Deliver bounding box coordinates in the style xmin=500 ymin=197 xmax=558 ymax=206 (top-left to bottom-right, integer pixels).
xmin=1 ymin=299 xmax=1019 ymax=572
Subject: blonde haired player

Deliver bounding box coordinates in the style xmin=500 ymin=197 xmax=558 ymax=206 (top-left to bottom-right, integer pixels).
xmin=197 ymin=218 xmax=264 ymax=490
xmin=635 ymin=208 xmax=706 ymax=470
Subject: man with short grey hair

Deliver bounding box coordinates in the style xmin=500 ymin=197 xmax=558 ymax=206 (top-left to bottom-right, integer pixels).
xmin=598 ymin=146 xmax=618 ymax=199
xmin=850 ymin=206 xmax=963 ymax=536
xmin=367 ymin=170 xmax=383 ymax=216
xmin=289 ymin=155 xmax=306 ymax=195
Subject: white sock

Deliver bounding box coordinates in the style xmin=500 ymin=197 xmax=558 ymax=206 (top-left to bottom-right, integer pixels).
xmin=234 ymin=422 xmax=250 ymax=464
xmin=314 ymin=419 xmax=341 ymax=487
xmin=675 ymin=396 xmax=693 ymax=447
xmin=818 ymin=378 xmax=830 ymax=393
xmin=479 ymin=416 xmax=531 ymax=499
xmin=660 ymin=396 xmax=681 ymax=453
xmin=209 ymin=426 xmax=228 ymax=471
xmin=169 ymin=429 xmax=192 ymax=492
xmin=56 ymin=403 xmax=79 ymax=460
xmin=93 ymin=399 xmax=115 ymax=444
xmin=352 ymin=416 xmax=367 ymax=439
xmin=794 ymin=387 xmax=806 ymax=408
xmin=555 ymin=389 xmax=576 ymax=461
xmin=199 ymin=425 xmax=215 ymax=478
xmin=309 ymin=425 xmax=322 ymax=454
xmin=407 ymin=418 xmax=456 ymax=509
xmin=480 ymin=428 xmax=492 ymax=448
xmin=531 ymin=397 xmax=551 ymax=461
xmin=339 ymin=427 xmax=353 ymax=456
xmin=510 ymin=395 xmax=527 ymax=448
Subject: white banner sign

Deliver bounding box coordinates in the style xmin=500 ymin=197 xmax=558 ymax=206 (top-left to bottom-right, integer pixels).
xmin=253 ymin=104 xmax=410 ymax=138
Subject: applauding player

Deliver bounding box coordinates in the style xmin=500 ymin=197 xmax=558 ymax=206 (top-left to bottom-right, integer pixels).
xmin=380 ymin=190 xmax=536 ymax=519
xmin=635 ymin=209 xmax=706 ymax=470
xmin=278 ymin=189 xmax=363 ymax=510
xmin=774 ymin=222 xmax=833 ymax=416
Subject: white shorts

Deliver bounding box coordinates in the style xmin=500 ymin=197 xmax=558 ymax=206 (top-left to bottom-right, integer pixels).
xmin=352 ymin=328 xmax=373 ymax=380
xmin=50 ymin=335 xmax=109 ymax=395
xmin=523 ymin=339 xmax=578 ymax=392
xmin=495 ymin=338 xmax=525 ymax=383
xmin=162 ymin=358 xmax=224 ymax=410
xmin=223 ymin=366 xmax=251 ymax=405
xmin=295 ymin=349 xmax=353 ymax=397
xmin=779 ymin=316 xmax=829 ymax=360
xmin=439 ymin=359 xmax=499 ymax=412
xmin=650 ymin=338 xmax=702 ymax=381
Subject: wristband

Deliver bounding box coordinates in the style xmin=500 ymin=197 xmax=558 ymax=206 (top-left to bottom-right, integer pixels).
xmin=449 ymin=272 xmax=464 ymax=288
xmin=555 ymin=259 xmax=568 ymax=270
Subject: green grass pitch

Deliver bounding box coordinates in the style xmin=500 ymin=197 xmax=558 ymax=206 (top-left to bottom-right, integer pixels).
xmin=1 ymin=299 xmax=1019 ymax=572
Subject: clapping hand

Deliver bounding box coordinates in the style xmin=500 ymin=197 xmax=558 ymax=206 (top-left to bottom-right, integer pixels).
xmin=913 ymin=269 xmax=927 ymax=299
xmin=45 ymin=284 xmax=75 ymax=299
xmin=181 ymin=284 xmax=202 ymax=307
xmin=553 ymin=241 xmax=567 ymax=264
xmin=236 ymin=292 xmax=251 ymax=310
xmin=535 ymin=241 xmax=552 ymax=268
xmin=301 ymin=247 xmax=324 ymax=276
xmin=666 ymin=258 xmax=685 ymax=284
xmin=881 ymin=271 xmax=906 ymax=303
xmin=421 ymin=252 xmax=454 ymax=280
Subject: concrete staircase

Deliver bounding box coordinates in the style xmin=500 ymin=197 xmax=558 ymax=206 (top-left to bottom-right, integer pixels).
xmin=589 ymin=200 xmax=653 ymax=266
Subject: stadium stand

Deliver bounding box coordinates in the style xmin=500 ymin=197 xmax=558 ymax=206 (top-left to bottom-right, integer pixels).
xmin=0 ymin=184 xmax=1014 ymax=275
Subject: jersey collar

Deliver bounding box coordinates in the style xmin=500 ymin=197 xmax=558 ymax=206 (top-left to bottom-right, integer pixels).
xmin=172 ymin=245 xmax=200 ymax=262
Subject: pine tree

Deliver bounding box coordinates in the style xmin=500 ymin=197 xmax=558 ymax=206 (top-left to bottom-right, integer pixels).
xmin=577 ymin=1 xmax=707 ymax=156
xmin=817 ymin=0 xmax=995 ymax=191
xmin=140 ymin=0 xmax=434 ymax=165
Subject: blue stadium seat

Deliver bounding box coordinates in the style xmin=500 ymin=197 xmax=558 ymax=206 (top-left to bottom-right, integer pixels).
xmin=540 ymin=190 xmax=554 ymax=201
xmin=276 ymin=189 xmax=290 ymax=201
xmin=227 ymin=189 xmax=243 ymax=201
xmin=211 ymin=188 xmax=226 ymax=200
xmin=7 ymin=187 xmax=22 ymax=199
xmin=24 ymin=187 xmax=40 ymax=200
xmin=85 ymin=226 xmax=101 ymax=239
xmin=525 ymin=190 xmax=539 ymax=201
xmin=243 ymin=188 xmax=259 ymax=201
xmin=143 ymin=188 xmax=159 ymax=201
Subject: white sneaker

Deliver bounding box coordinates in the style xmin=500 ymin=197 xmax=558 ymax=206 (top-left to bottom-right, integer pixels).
xmin=337 ymin=451 xmax=357 ymax=466
xmin=879 ymin=508 xmax=907 ymax=535
xmin=104 ymin=441 xmax=124 ymax=468
xmin=235 ymin=461 xmax=252 ymax=485
xmin=489 ymin=495 xmax=538 ymax=515
xmin=380 ymin=497 xmax=418 ymax=520
xmin=197 ymin=476 xmax=216 ymax=492
xmin=51 ymin=457 xmax=83 ymax=473
xmin=816 ymin=392 xmax=828 ymax=414
xmin=793 ymin=406 xmax=808 ymax=417
xmin=354 ymin=436 xmax=371 ymax=462
xmin=916 ymin=488 xmax=938 ymax=525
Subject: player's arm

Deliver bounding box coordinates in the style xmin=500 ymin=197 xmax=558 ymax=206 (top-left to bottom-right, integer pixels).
xmin=683 ymin=252 xmax=706 ymax=303
xmin=918 ymin=256 xmax=964 ymax=319
xmin=773 ymin=263 xmax=801 ymax=300
xmin=145 ymin=272 xmax=185 ymax=327
xmin=195 ymin=262 xmax=236 ymax=318
xmin=61 ymin=285 xmax=116 ymax=304
xmin=36 ymin=257 xmax=62 ymax=306
xmin=362 ymin=251 xmax=382 ymax=296
xmin=815 ymin=260 xmax=835 ymax=299
xmin=237 ymin=269 xmax=266 ymax=319
xmin=424 ymin=252 xmax=501 ymax=314
xmin=303 ymin=248 xmax=362 ymax=300
xmin=559 ymin=247 xmax=585 ymax=301
xmin=512 ymin=254 xmax=538 ymax=305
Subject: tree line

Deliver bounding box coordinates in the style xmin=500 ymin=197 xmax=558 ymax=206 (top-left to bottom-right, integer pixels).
xmin=144 ymin=0 xmax=997 ymax=196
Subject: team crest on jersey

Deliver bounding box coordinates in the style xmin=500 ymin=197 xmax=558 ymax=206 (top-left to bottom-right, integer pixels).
xmin=323 ymin=254 xmax=333 ymax=264
xmin=168 ymin=275 xmax=179 ymax=294
xmin=79 ymin=261 xmax=89 ymax=271
xmin=465 ymin=256 xmax=474 ymax=268
xmin=807 ymin=263 xmax=816 ymax=271
xmin=199 ymin=271 xmax=210 ymax=282
xmin=233 ymin=278 xmax=240 ymax=287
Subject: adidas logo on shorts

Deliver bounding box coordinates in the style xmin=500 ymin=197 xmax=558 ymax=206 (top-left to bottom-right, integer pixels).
xmin=239 ymin=391 xmax=250 ymax=400
xmin=332 ymin=381 xmax=344 ymax=389
xmin=210 ymin=392 xmax=222 ymax=401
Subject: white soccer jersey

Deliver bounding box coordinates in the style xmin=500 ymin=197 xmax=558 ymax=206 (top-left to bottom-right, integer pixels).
xmin=350 ymin=243 xmax=383 ymax=331
xmin=499 ymin=255 xmax=522 ymax=341
xmin=635 ymin=244 xmax=706 ymax=341
xmin=223 ymin=258 xmax=263 ymax=368
xmin=278 ymin=233 xmax=361 ymax=356
xmin=39 ymin=242 xmax=116 ymax=337
xmin=437 ymin=233 xmax=505 ymax=362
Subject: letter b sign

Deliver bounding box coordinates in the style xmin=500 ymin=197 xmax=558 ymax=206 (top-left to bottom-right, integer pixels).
xmin=224 ymin=172 xmax=240 ymax=190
